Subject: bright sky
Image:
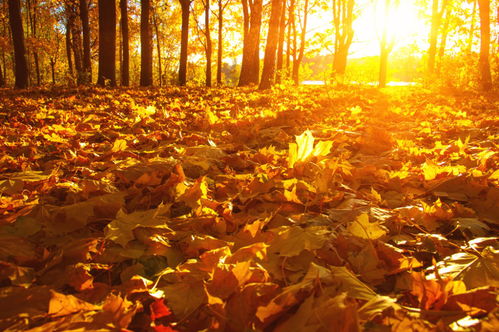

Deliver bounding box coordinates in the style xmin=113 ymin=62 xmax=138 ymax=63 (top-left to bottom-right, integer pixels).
xmin=311 ymin=0 xmax=429 ymax=58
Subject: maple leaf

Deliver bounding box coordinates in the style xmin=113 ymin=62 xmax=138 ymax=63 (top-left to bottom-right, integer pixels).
xmin=269 ymin=225 xmax=329 ymax=257
xmin=347 ymin=213 xmax=387 ymax=240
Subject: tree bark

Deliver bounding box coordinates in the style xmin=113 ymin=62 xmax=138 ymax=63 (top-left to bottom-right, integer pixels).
xmin=332 ymin=0 xmax=355 ymax=83
xmin=216 ymin=0 xmax=223 ymax=85
xmin=80 ymin=0 xmax=92 ymax=84
xmin=259 ymin=0 xmax=283 ymax=89
xmin=120 ymin=0 xmax=129 ymax=86
xmin=140 ymin=0 xmax=153 ymax=86
xmin=291 ymin=0 xmax=308 ymax=85
xmin=65 ymin=11 xmax=74 ymax=77
xmin=8 ymin=0 xmax=29 ymax=88
xmin=478 ymin=0 xmax=492 ymax=90
xmin=97 ymin=0 xmax=116 ymax=86
xmin=427 ymin=0 xmax=448 ymax=74
xmin=205 ymin=0 xmax=212 ymax=87
xmin=238 ymin=0 xmax=263 ymax=86
xmin=179 ymin=0 xmax=190 ymax=86
xmin=276 ymin=0 xmax=286 ymax=83
xmin=153 ymin=6 xmax=162 ymax=86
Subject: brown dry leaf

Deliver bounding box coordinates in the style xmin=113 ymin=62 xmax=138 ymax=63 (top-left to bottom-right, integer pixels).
xmin=269 ymin=225 xmax=329 ymax=257
xmin=48 ymin=290 xmax=98 ymax=317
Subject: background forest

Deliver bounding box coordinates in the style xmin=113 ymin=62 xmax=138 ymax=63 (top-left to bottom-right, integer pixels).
xmin=0 ymin=0 xmax=498 ymax=90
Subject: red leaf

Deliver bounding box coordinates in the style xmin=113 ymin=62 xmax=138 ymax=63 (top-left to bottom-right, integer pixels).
xmin=150 ymin=299 xmax=172 ymax=321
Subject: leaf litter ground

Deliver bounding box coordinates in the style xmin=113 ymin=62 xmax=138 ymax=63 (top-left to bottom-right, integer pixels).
xmin=0 ymin=86 xmax=497 ymax=331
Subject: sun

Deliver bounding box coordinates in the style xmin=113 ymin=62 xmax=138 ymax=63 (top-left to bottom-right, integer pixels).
xmin=352 ymin=0 xmax=429 ymax=57
xmin=310 ymin=0 xmax=429 ymax=58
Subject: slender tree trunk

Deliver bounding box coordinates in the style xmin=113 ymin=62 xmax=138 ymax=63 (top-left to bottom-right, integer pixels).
xmin=468 ymin=0 xmax=477 ymax=53
xmin=259 ymin=0 xmax=283 ymax=89
xmin=216 ymin=0 xmax=223 ymax=85
xmin=8 ymin=0 xmax=29 ymax=88
xmin=478 ymin=0 xmax=492 ymax=90
xmin=179 ymin=0 xmax=190 ymax=86
xmin=286 ymin=0 xmax=294 ymax=76
xmin=0 ymin=62 xmax=4 ymax=87
xmin=50 ymin=58 xmax=56 ymax=84
xmin=205 ymin=0 xmax=212 ymax=87
xmin=153 ymin=7 xmax=162 ymax=86
xmin=97 ymin=0 xmax=116 ymax=86
xmin=120 ymin=0 xmax=129 ymax=86
xmin=27 ymin=0 xmax=41 ymax=85
xmin=276 ymin=0 xmax=286 ymax=83
xmin=80 ymin=0 xmax=91 ymax=83
xmin=238 ymin=0 xmax=263 ymax=86
xmin=140 ymin=0 xmax=153 ymax=86
xmin=65 ymin=13 xmax=74 ymax=76
xmin=332 ymin=0 xmax=355 ymax=83
xmin=378 ymin=0 xmax=392 ymax=88
xmin=437 ymin=6 xmax=450 ymax=66
xmin=427 ymin=0 xmax=440 ymax=74
xmin=379 ymin=46 xmax=388 ymax=88
xmin=292 ymin=0 xmax=308 ymax=84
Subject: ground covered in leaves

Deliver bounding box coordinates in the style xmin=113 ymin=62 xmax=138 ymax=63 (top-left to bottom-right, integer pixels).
xmin=0 ymin=85 xmax=497 ymax=331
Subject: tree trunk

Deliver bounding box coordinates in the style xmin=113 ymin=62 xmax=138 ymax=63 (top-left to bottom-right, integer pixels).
xmin=379 ymin=46 xmax=388 ymax=88
xmin=437 ymin=6 xmax=450 ymax=66
xmin=332 ymin=0 xmax=355 ymax=83
xmin=0 ymin=62 xmax=5 ymax=87
xmin=97 ymin=0 xmax=116 ymax=86
xmin=216 ymin=0 xmax=223 ymax=85
xmin=8 ymin=0 xmax=29 ymax=88
xmin=468 ymin=0 xmax=477 ymax=53
xmin=153 ymin=6 xmax=162 ymax=86
xmin=120 ymin=0 xmax=129 ymax=86
xmin=238 ymin=0 xmax=263 ymax=86
xmin=179 ymin=0 xmax=190 ymax=86
xmin=427 ymin=0 xmax=439 ymax=74
xmin=27 ymin=0 xmax=41 ymax=85
xmin=80 ymin=0 xmax=91 ymax=84
xmin=286 ymin=0 xmax=295 ymax=75
xmin=478 ymin=0 xmax=492 ymax=90
xmin=65 ymin=13 xmax=74 ymax=76
xmin=259 ymin=0 xmax=283 ymax=89
xmin=140 ymin=0 xmax=153 ymax=86
xmin=292 ymin=0 xmax=308 ymax=85
xmin=276 ymin=0 xmax=286 ymax=83
xmin=205 ymin=0 xmax=212 ymax=87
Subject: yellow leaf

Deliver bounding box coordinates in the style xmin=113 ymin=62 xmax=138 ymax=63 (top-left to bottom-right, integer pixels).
xmin=112 ymin=139 xmax=128 ymax=152
xmin=422 ymin=159 xmax=439 ymax=181
xmin=288 ymin=142 xmax=298 ymax=168
xmin=347 ymin=213 xmax=387 ymax=240
xmin=296 ymin=130 xmax=315 ymax=161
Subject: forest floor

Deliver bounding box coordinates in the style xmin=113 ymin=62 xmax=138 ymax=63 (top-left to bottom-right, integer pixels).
xmin=0 ymin=85 xmax=497 ymax=331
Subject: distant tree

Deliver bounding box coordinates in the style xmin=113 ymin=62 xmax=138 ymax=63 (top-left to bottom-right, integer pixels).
xmin=239 ymin=0 xmax=263 ymax=86
xmin=276 ymin=0 xmax=287 ymax=83
xmin=478 ymin=0 xmax=492 ymax=90
xmin=97 ymin=0 xmax=116 ymax=86
xmin=259 ymin=0 xmax=284 ymax=89
xmin=291 ymin=0 xmax=310 ymax=85
xmin=204 ymin=0 xmax=212 ymax=87
xmin=179 ymin=0 xmax=191 ymax=86
xmin=427 ymin=0 xmax=448 ymax=74
xmin=152 ymin=4 xmax=162 ymax=86
xmin=332 ymin=0 xmax=355 ymax=84
xmin=8 ymin=0 xmax=29 ymax=88
xmin=378 ymin=0 xmax=398 ymax=88
xmin=140 ymin=0 xmax=153 ymax=86
xmin=65 ymin=4 xmax=74 ymax=78
xmin=120 ymin=0 xmax=129 ymax=86
xmin=26 ymin=0 xmax=40 ymax=85
xmin=214 ymin=0 xmax=231 ymax=85
xmin=80 ymin=0 xmax=91 ymax=83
